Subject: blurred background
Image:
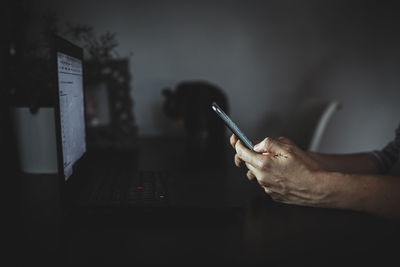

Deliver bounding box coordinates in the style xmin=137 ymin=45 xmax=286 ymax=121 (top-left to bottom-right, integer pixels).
xmin=1 ymin=1 xmax=400 ymax=264
xmin=2 ymin=0 xmax=400 ymax=154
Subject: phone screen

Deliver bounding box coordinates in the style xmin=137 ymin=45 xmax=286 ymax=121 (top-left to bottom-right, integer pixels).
xmin=212 ymin=102 xmax=254 ymax=150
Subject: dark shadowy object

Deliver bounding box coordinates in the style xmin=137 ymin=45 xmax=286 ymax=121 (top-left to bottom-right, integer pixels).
xmin=162 ymin=81 xmax=229 ymax=152
xmin=4 ymin=1 xmax=56 ymax=112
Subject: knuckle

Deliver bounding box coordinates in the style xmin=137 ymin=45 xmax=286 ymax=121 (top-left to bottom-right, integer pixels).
xmin=236 ymin=149 xmax=242 ymax=159
xmin=279 ymin=136 xmax=288 ymax=141
xmin=263 ymin=137 xmax=271 ymax=145
xmin=234 ymin=155 xmax=241 ymax=167
xmin=264 ymin=137 xmax=274 ymax=150
xmin=278 ymin=136 xmax=290 ymax=144
xmin=260 ymin=159 xmax=269 ymax=170
xmin=258 ymin=175 xmax=269 ymax=187
xmin=259 ymin=180 xmax=268 ymax=187
xmin=235 ymin=141 xmax=241 ymax=152
xmin=235 ymin=144 xmax=240 ymax=154
xmin=285 ymin=145 xmax=294 ymax=153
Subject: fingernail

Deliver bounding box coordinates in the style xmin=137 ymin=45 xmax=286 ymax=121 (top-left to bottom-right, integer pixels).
xmin=254 ymin=143 xmax=262 ymax=151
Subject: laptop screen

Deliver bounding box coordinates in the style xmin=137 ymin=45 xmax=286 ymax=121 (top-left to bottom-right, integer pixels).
xmin=56 ymin=50 xmax=86 ymax=180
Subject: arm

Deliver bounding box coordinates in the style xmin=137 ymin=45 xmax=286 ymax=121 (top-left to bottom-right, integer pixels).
xmin=307 ymin=152 xmax=379 ymax=174
xmin=318 ymin=171 xmax=400 ymax=221
xmin=250 ymin=135 xmax=380 ymax=174
xmin=231 ymin=135 xmax=400 ymax=221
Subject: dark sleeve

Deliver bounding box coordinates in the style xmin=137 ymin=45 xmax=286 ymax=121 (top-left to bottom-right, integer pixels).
xmin=368 ymin=123 xmax=400 ymax=174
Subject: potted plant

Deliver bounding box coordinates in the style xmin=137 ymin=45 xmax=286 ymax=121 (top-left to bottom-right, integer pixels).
xmin=63 ymin=23 xmax=138 ymax=149
xmin=5 ymin=9 xmax=138 ymax=173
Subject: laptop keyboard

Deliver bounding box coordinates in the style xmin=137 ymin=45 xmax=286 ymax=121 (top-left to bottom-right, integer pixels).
xmin=88 ymin=170 xmax=168 ymax=207
xmin=126 ymin=171 xmax=168 ymax=205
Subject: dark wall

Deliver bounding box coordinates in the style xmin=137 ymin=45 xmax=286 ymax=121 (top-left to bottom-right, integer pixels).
xmin=20 ymin=0 xmax=400 ymax=153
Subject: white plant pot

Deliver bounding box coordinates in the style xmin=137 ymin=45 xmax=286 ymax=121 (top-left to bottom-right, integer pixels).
xmin=12 ymin=107 xmax=58 ymax=174
xmin=87 ymin=82 xmax=110 ymax=127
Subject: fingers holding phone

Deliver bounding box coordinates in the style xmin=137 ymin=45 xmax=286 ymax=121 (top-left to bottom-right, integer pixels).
xmin=230 ymin=134 xmax=238 ymax=149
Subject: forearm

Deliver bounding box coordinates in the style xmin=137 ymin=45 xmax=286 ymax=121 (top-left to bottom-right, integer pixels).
xmin=319 ymin=171 xmax=400 ymax=221
xmin=308 ymin=152 xmax=379 ymax=174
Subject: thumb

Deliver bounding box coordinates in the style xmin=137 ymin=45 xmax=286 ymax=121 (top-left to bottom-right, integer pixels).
xmin=253 ymin=137 xmax=287 ymax=155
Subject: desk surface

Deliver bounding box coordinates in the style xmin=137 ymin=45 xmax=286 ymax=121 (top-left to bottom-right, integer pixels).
xmin=12 ymin=137 xmax=400 ymax=265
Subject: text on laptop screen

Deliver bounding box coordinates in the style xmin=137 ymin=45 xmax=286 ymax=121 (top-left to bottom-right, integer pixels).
xmin=57 ymin=52 xmax=86 ymax=180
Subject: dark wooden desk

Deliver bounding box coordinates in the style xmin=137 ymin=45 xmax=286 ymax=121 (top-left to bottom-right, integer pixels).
xmin=14 ymin=137 xmax=400 ymax=265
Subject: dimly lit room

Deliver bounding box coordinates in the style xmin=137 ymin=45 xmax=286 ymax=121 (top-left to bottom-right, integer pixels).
xmin=2 ymin=0 xmax=400 ymax=265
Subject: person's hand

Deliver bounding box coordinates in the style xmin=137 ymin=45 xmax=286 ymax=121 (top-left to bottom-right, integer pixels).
xmin=232 ymin=135 xmax=330 ymax=207
xmin=230 ymin=134 xmax=294 ymax=171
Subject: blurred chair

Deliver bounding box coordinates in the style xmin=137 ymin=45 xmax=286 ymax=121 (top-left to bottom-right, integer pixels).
xmin=281 ymin=99 xmax=341 ymax=151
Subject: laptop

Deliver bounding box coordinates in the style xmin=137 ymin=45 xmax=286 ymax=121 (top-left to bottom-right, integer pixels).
xmin=53 ymin=36 xmax=243 ymax=224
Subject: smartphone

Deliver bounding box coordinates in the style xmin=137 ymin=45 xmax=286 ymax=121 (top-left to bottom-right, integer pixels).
xmin=212 ymin=102 xmax=254 ymax=150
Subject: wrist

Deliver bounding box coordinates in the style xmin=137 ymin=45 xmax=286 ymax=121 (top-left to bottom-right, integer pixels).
xmin=314 ymin=171 xmax=372 ymax=212
xmin=305 ymin=169 xmax=338 ymax=208
xmin=307 ymin=152 xmax=331 ymax=172
xmin=310 ymin=170 xmax=354 ymax=209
